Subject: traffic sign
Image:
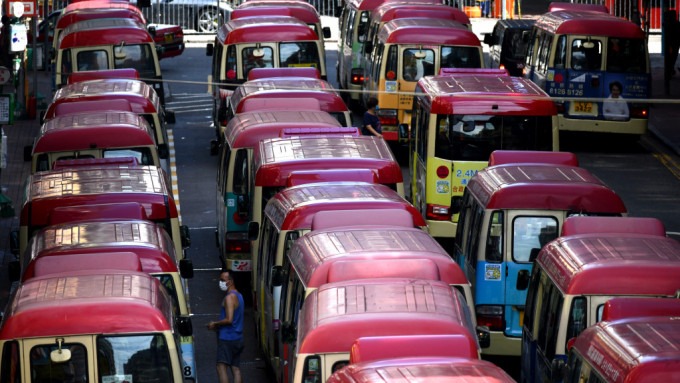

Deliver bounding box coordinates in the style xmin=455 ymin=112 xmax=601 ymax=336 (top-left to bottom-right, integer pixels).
xmin=6 ymin=0 xmax=37 ymax=17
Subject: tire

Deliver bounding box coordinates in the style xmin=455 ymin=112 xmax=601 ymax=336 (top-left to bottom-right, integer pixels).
xmin=196 ymin=7 xmax=220 ymax=33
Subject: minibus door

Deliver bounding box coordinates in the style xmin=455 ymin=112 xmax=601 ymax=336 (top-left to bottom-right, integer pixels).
xmin=564 ymin=36 xmax=605 ymax=120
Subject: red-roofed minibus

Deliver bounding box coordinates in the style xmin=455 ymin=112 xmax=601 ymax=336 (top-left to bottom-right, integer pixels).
xmin=55 ymin=18 xmax=166 ymax=104
xmin=45 ymin=79 xmax=175 ymax=149
xmin=348 ymin=335 xmax=479 ymax=365
xmin=521 ymin=233 xmax=680 ymax=383
xmin=409 ymin=72 xmax=559 ymax=248
xmin=215 ymin=110 xmax=349 ymax=275
xmin=271 ymin=225 xmax=481 ymax=380
xmin=453 ymin=156 xmax=628 ymax=358
xmin=25 ymin=111 xmax=168 ymax=173
xmin=230 ymin=5 xmax=331 ymax=41
xmin=67 ymin=68 xmax=140 ymax=84
xmin=565 ymin=316 xmax=680 ymax=383
xmin=251 ymin=183 xmax=426 ymax=359
xmin=363 ymin=18 xmax=483 ymax=145
xmin=0 ymin=271 xmax=192 ymax=383
xmin=601 ymin=297 xmax=680 ymax=323
xmin=283 ymin=278 xmax=478 ymax=383
xmin=206 ymin=16 xmax=327 ymax=118
xmin=560 ymin=215 xmax=667 ymax=237
xmin=523 ymin=10 xmax=650 ymax=137
xmin=12 ymin=165 xmax=190 ymax=260
xmin=328 ymin=356 xmax=516 ymax=383
xmin=247 ymin=67 xmax=321 ymax=80
xmin=239 ymin=97 xmax=322 ymax=114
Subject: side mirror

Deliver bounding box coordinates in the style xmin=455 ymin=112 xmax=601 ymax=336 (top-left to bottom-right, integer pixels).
xmin=322 ymin=26 xmax=331 ymax=39
xmin=177 ymin=315 xmax=193 ymax=336
xmin=477 ymin=325 xmax=490 ymax=348
xmin=165 ymin=109 xmax=176 ymax=124
xmin=247 ymin=221 xmax=259 ymax=241
xmin=483 ymin=33 xmax=497 ymax=46
xmin=23 ymin=145 xmax=32 ymax=161
xmin=7 ymin=260 xmax=20 ymax=282
xmin=398 ymin=123 xmax=409 ymax=140
xmin=180 ymin=225 xmax=191 ymax=248
xmin=516 ymin=269 xmax=530 ymax=290
xmin=147 ymin=25 xmax=157 ymax=37
xmin=9 ymin=230 xmax=19 ymax=256
xmin=180 ymin=258 xmax=194 ymax=279
xmin=206 ymin=43 xmax=214 ymax=57
xmin=210 ymin=139 xmax=219 ymax=156
xmin=450 ymin=196 xmax=463 ymax=215
xmin=551 ymin=358 xmax=568 ymax=381
xmin=363 ymin=41 xmax=373 ymax=55
xmin=158 ymin=143 xmax=169 ymax=159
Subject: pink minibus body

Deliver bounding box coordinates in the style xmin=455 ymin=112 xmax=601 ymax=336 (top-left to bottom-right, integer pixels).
xmin=487 ymin=150 xmax=579 ymax=166
xmin=560 ymin=216 xmax=667 ymax=237
xmin=285 ymin=278 xmax=478 ymax=383
xmin=601 ymin=297 xmax=680 ymax=322
xmin=349 ymin=335 xmax=478 ymax=364
xmin=247 ymin=67 xmax=321 ymax=80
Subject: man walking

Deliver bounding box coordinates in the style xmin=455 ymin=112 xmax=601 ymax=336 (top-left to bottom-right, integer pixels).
xmin=208 ymin=271 xmax=245 ymax=383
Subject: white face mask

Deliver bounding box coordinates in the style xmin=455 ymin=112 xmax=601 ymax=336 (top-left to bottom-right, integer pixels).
xmin=219 ymin=280 xmax=228 ymax=291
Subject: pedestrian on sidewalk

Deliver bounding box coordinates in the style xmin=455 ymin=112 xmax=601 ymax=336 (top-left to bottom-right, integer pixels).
xmin=207 ymin=271 xmax=245 ymax=383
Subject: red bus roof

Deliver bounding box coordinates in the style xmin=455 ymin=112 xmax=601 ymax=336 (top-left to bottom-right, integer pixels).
xmin=218 ymin=16 xmax=319 ymax=45
xmin=240 ymin=97 xmax=322 ymax=113
xmin=298 ymin=278 xmax=475 ymax=354
xmin=289 ymin=226 xmax=468 ymax=288
xmin=46 ymin=202 xmax=148 ymax=224
xmin=56 ymin=7 xmax=146 ymax=30
xmin=0 ymin=271 xmax=174 ymax=339
xmin=537 ymin=234 xmax=680 ymax=295
xmin=253 ymin=136 xmax=402 ymax=187
xmin=67 ymin=68 xmax=140 ymax=84
xmin=378 ymin=19 xmax=479 ymax=46
xmin=62 ymin=0 xmax=142 ymax=16
xmin=547 ymin=2 xmax=610 ymax=13
xmin=224 ymin=110 xmax=342 ymax=149
xmin=30 ymin=251 xmax=144 ymax=279
xmin=487 ymin=150 xmax=579 ymax=166
xmin=572 ymin=316 xmax=680 ymax=383
xmin=59 ymin=18 xmax=154 ymax=49
xmin=53 ymin=157 xmax=141 ymax=170
xmin=231 ymin=5 xmax=321 ymax=24
xmin=345 ymin=0 xmax=388 ymax=11
xmin=328 ymin=357 xmax=515 ymax=382
xmin=264 ymin=182 xmax=426 ymax=230
xmin=417 ymin=74 xmax=557 ymax=115
xmin=247 ymin=67 xmax=321 ymax=80
xmin=52 ymin=99 xmax=134 ymax=117
xmin=309 ymin=208 xmax=414 ymax=230
xmin=602 ymin=297 xmax=680 ymax=322
xmin=350 ymin=335 xmax=478 ymax=364
xmin=35 ymin=111 xmax=155 ymax=153
xmin=535 ymin=10 xmax=646 ymax=39
xmin=371 ymin=3 xmax=470 ymax=26
xmin=21 ymin=166 xmax=176 ymax=227
xmin=47 ymin=79 xmax=161 ymax=118
xmin=561 ymin=216 xmax=667 ymax=237
xmin=237 ymin=0 xmax=318 ymax=12
xmin=467 ymin=164 xmax=627 ymax=212
xmin=232 ymin=77 xmax=345 ymax=113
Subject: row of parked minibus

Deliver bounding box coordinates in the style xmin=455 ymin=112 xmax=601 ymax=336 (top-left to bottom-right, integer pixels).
xmin=0 ymin=1 xmax=199 ymax=382
xmin=203 ymin=0 xmax=678 ymax=381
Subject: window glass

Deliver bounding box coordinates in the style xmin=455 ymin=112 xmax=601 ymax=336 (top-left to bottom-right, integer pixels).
xmin=258 ymin=219 xmax=275 ymax=283
xmin=466 ymin=202 xmax=484 ymax=269
xmin=485 ymin=211 xmax=504 ymax=262
xmin=233 ymin=149 xmax=248 ymax=196
xmin=566 ymin=297 xmax=587 ymax=350
xmin=280 ymin=42 xmax=320 ymax=69
xmin=225 ymin=45 xmax=237 ymax=80
xmin=384 ymin=45 xmax=398 ymax=81
xmin=523 ymin=268 xmax=542 ymax=332
xmin=570 ymin=39 xmax=602 ymax=71
xmin=242 ymin=46 xmax=273 ymax=77
xmin=97 ymin=335 xmax=172 ymax=382
xmin=346 ymin=9 xmax=356 ymax=48
xmin=512 ymin=216 xmax=558 ymax=262
xmin=0 ymin=341 xmax=20 ymax=383
xmin=77 ymin=50 xmax=107 ymax=71
xmin=441 ymin=46 xmax=482 ymax=68
xmin=403 ymin=49 xmax=434 ymax=81
xmin=357 ymin=11 xmax=369 ymax=43
xmin=554 ymin=35 xmax=567 ymax=68
xmin=504 ymin=29 xmax=530 ymax=59
xmin=606 ymin=38 xmax=647 ymax=73
xmin=155 ymin=274 xmax=180 ymax=315
xmin=31 ymin=343 xmax=88 ymax=383
xmin=303 ymin=356 xmax=321 ymax=383
xmin=596 ymin=304 xmax=605 ymax=322
xmin=114 ymin=44 xmax=155 ymax=76
xmin=536 ymin=281 xmax=564 ymax=359
xmin=103 ymin=148 xmax=152 ymax=165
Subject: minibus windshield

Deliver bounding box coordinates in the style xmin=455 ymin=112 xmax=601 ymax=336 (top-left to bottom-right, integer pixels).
xmin=97 ymin=334 xmax=173 ymax=381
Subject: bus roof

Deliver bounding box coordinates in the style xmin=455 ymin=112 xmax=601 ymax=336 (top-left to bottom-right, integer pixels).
xmin=247 ymin=67 xmax=321 ymax=80
xmin=53 ymin=157 xmax=140 ymax=170
xmin=371 ymin=3 xmax=470 ymax=26
xmin=467 ymin=163 xmax=627 ymax=212
xmin=35 ymin=111 xmax=155 ymax=153
xmin=47 ymin=79 xmax=161 ymax=118
xmin=561 ymin=216 xmax=667 ymax=237
xmin=417 ymin=74 xmax=557 ymax=115
xmin=535 ymin=10 xmax=646 ymax=39
xmin=349 ymin=335 xmax=478 ymax=364
xmin=537 ymin=234 xmax=680 ymax=295
xmin=487 ymin=150 xmax=579 ymax=166
xmin=253 ymin=136 xmax=402 ymax=187
xmin=345 ymin=0 xmax=388 ymax=11
xmin=30 ymin=251 xmax=144 ymax=279
xmin=68 ymin=68 xmax=140 ymax=84
xmin=240 ymin=97 xmax=322 ymax=113
xmin=378 ymin=18 xmax=479 ymax=46
xmin=310 ymin=208 xmax=414 ymax=230
xmin=547 ymin=1 xmax=610 ymax=13
xmin=298 ymin=278 xmax=475 ymax=354
xmin=572 ymin=316 xmax=680 ymax=383
xmin=56 ymin=7 xmax=146 ymax=30
xmin=62 ymin=0 xmax=143 ymax=17
xmin=52 ymin=99 xmax=134 ymax=117
xmin=289 ymin=226 xmax=468 ymax=288
xmin=230 ymin=5 xmax=321 ymax=24
xmin=218 ymin=16 xmax=319 ymax=45
xmin=21 ymin=166 xmax=176 ymax=227
xmin=232 ymin=77 xmax=344 ymax=113
xmin=602 ymin=297 xmax=680 ymax=322
xmin=264 ymin=182 xmax=426 ymax=230
xmin=224 ymin=110 xmax=342 ymax=149
xmin=237 ymin=0 xmax=318 ymax=13
xmin=328 ymin=357 xmax=516 ymax=382
xmin=0 ymin=271 xmax=174 ymax=339
xmin=59 ymin=18 xmax=153 ymax=49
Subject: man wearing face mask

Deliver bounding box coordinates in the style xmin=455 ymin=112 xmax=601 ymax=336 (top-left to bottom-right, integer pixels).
xmin=207 ymin=271 xmax=245 ymax=383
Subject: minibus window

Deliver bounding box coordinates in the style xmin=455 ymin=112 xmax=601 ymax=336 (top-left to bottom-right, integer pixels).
xmin=77 ymin=50 xmax=108 ymax=71
xmin=537 ymin=34 xmax=553 ymax=73
xmin=554 ymin=35 xmax=567 ymax=68
xmin=36 ymin=154 xmax=49 ymax=172
xmin=357 ymin=11 xmax=369 ymax=43
xmin=466 ymin=203 xmax=484 ymax=270
xmin=565 ymin=352 xmax=584 ymax=383
xmin=242 ymin=46 xmax=273 ymax=77
xmin=302 ymin=356 xmax=321 ymax=383
xmin=97 ymin=335 xmax=172 ymax=382
xmin=537 ymin=281 xmax=563 ymax=359
xmin=114 ymin=44 xmax=156 ymax=77
xmin=346 ymin=9 xmax=356 ymax=48
xmin=155 ymin=274 xmax=180 ymax=315
xmin=571 ymin=39 xmax=602 ymax=71
xmin=280 ymin=42 xmax=320 ymax=69
xmin=596 ymin=304 xmax=605 ymax=322
xmin=61 ymin=49 xmax=73 ymax=85
xmin=442 ymin=46 xmax=482 ymax=69
xmin=30 ymin=343 xmax=88 ymax=383
xmin=104 ymin=148 xmax=152 ymax=165
xmin=454 ymin=191 xmax=473 ymax=250
xmin=0 ymin=341 xmax=20 ymax=383
xmin=523 ymin=268 xmax=542 ymax=331
xmin=225 ymin=45 xmax=237 ymax=80
xmin=385 ymin=45 xmax=397 ymax=81
xmin=607 ymin=38 xmax=647 ymax=73
xmin=403 ymin=49 xmax=434 ymax=81
xmin=485 ymin=211 xmax=504 ymax=262
xmin=512 ymin=216 xmax=557 ymax=262
xmin=566 ymin=297 xmax=587 ymax=351
xmin=372 ymin=42 xmax=384 ymax=80
xmin=505 ymin=29 xmax=530 ymax=59
xmin=233 ymin=149 xmax=249 ymax=196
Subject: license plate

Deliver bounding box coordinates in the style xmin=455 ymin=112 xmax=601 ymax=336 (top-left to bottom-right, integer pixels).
xmin=574 ymin=102 xmax=593 ymax=113
xmin=164 ymin=33 xmax=174 ymax=43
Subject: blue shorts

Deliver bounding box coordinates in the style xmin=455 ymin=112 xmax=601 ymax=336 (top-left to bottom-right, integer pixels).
xmin=216 ymin=338 xmax=245 ymax=367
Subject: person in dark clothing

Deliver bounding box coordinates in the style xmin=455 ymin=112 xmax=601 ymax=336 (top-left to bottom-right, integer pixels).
xmin=207 ymin=271 xmax=245 ymax=383
xmin=362 ymin=97 xmax=382 ymax=137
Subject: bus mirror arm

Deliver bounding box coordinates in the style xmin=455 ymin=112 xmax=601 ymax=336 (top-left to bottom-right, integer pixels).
xmin=180 ymin=225 xmax=191 ymax=248
xmin=476 ymin=326 xmax=491 ymax=348
xmin=248 ymin=221 xmax=260 ymax=241
xmin=450 ymin=196 xmax=463 ymax=215
xmin=483 ymin=33 xmax=497 ymax=45
xmin=177 ymin=315 xmax=193 ymax=336
xmin=364 ymin=41 xmax=373 ymax=54
xmin=398 ymin=123 xmax=409 ymax=140
xmin=206 ymin=43 xmax=214 ymax=56
xmin=516 ymin=269 xmax=530 ymax=290
xmin=9 ymin=230 xmax=19 ymax=256
xmin=180 ymin=258 xmax=194 ymax=279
